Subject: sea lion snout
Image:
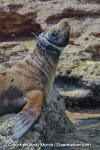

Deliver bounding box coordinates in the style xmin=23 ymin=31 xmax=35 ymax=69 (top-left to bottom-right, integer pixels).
xmin=44 ymin=19 xmax=70 ymax=48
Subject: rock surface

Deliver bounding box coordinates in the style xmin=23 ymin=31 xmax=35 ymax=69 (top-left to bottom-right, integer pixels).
xmin=0 ymin=0 xmax=42 ymax=39
xmin=0 ymin=40 xmax=36 ymax=71
xmin=56 ymin=38 xmax=100 ymax=108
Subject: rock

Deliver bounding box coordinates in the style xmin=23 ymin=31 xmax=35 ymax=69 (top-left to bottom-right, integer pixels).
xmin=0 ymin=0 xmax=100 ymax=37
xmin=0 ymin=40 xmax=36 ymax=72
xmin=44 ymin=108 xmax=100 ymax=150
xmin=55 ymin=39 xmax=100 ymax=107
xmin=46 ymin=119 xmax=100 ymax=150
xmin=0 ymin=88 xmax=74 ymax=150
xmin=0 ymin=1 xmax=42 ymax=39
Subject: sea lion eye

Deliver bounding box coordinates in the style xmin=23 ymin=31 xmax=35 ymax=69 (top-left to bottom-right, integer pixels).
xmin=51 ymin=31 xmax=57 ymax=37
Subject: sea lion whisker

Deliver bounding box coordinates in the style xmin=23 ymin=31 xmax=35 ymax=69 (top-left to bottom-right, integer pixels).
xmin=31 ymin=32 xmax=38 ymax=38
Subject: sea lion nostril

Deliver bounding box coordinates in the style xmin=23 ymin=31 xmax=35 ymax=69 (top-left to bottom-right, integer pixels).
xmin=51 ymin=31 xmax=57 ymax=37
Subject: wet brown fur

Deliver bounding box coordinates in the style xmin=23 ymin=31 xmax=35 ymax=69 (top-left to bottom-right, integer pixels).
xmin=0 ymin=19 xmax=70 ymax=139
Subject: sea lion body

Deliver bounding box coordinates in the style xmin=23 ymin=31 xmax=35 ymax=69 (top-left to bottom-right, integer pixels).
xmin=0 ymin=19 xmax=70 ymax=139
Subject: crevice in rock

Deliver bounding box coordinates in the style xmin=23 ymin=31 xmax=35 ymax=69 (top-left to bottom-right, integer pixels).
xmin=80 ymin=0 xmax=100 ymax=4
xmin=84 ymin=43 xmax=100 ymax=62
xmin=63 ymin=95 xmax=100 ymax=109
xmin=54 ymin=75 xmax=100 ymax=109
xmin=7 ymin=4 xmax=23 ymax=12
xmin=38 ymin=0 xmax=51 ymax=1
xmin=0 ymin=12 xmax=42 ymax=41
xmin=54 ymin=75 xmax=85 ymax=89
xmin=46 ymin=7 xmax=100 ymax=24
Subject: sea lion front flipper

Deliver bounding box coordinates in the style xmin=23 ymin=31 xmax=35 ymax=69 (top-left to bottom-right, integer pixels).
xmin=12 ymin=90 xmax=44 ymax=140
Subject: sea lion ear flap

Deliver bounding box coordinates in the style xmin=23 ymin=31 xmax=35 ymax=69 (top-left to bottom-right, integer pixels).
xmin=12 ymin=90 xmax=44 ymax=140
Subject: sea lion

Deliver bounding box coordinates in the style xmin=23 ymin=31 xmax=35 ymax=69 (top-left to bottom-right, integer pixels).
xmin=0 ymin=19 xmax=70 ymax=140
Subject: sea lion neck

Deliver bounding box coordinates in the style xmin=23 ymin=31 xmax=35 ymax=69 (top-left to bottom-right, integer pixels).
xmin=28 ymin=44 xmax=57 ymax=79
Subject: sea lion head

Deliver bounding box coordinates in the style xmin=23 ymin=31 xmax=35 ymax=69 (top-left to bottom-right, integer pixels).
xmin=38 ymin=19 xmax=70 ymax=62
xmin=44 ymin=19 xmax=70 ymax=47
